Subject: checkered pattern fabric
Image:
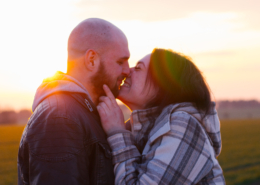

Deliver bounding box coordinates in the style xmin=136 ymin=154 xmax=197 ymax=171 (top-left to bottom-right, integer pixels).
xmin=107 ymin=102 xmax=225 ymax=185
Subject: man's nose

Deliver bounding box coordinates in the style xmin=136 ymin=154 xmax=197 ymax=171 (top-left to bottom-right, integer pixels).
xmin=122 ymin=63 xmax=130 ymax=76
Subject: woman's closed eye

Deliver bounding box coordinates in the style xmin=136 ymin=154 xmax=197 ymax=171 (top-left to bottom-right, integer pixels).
xmin=134 ymin=63 xmax=143 ymax=70
xmin=134 ymin=61 xmax=145 ymax=71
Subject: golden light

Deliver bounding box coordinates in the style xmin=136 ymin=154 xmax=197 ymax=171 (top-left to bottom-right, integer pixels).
xmin=0 ymin=0 xmax=260 ymax=110
xmin=0 ymin=0 xmax=78 ymax=110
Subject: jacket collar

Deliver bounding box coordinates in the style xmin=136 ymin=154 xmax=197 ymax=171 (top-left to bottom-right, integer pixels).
xmin=70 ymin=93 xmax=99 ymax=117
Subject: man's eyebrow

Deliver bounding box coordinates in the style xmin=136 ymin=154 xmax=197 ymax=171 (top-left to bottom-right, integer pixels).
xmin=118 ymin=56 xmax=129 ymax=60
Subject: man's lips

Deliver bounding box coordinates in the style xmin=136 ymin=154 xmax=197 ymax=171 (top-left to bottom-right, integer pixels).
xmin=118 ymin=77 xmax=126 ymax=86
xmin=118 ymin=79 xmax=124 ymax=87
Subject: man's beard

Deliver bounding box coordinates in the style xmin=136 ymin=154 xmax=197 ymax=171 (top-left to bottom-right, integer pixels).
xmin=90 ymin=62 xmax=120 ymax=100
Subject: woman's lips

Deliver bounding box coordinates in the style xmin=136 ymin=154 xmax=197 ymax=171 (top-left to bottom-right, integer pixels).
xmin=122 ymin=80 xmax=131 ymax=87
xmin=122 ymin=83 xmax=130 ymax=87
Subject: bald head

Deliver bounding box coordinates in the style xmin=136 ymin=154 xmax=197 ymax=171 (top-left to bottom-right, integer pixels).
xmin=67 ymin=18 xmax=126 ymax=61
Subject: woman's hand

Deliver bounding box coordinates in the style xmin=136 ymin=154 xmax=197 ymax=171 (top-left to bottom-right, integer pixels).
xmin=97 ymin=84 xmax=126 ymax=135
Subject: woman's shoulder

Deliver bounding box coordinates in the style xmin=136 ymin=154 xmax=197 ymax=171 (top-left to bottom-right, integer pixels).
xmin=170 ymin=110 xmax=194 ymax=122
xmin=155 ymin=103 xmax=208 ymax=137
xmin=162 ymin=103 xmax=222 ymax=156
xmin=168 ymin=110 xmax=204 ymax=136
xmin=157 ymin=102 xmax=202 ymax=123
xmin=151 ymin=104 xmax=201 ymax=137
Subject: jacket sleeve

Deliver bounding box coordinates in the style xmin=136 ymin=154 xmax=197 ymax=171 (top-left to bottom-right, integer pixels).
xmin=107 ymin=114 xmax=218 ymax=185
xmin=25 ymin=116 xmax=90 ymax=185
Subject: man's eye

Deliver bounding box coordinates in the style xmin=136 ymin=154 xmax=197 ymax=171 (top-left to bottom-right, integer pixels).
xmin=117 ymin=61 xmax=123 ymax=65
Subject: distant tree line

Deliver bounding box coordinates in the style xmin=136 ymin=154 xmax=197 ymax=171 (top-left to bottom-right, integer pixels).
xmin=0 ymin=109 xmax=31 ymax=124
xmin=0 ymin=100 xmax=259 ymax=124
xmin=217 ymin=100 xmax=260 ymax=119
xmin=217 ymin=100 xmax=260 ymax=109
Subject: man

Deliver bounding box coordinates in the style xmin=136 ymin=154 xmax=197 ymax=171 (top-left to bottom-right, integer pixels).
xmin=18 ymin=18 xmax=130 ymax=185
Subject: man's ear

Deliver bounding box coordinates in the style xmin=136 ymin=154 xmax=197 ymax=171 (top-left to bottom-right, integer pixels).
xmin=84 ymin=49 xmax=100 ymax=71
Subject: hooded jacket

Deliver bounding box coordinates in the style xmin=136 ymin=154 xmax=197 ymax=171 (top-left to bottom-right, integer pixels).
xmin=18 ymin=72 xmax=114 ymax=185
xmin=107 ymin=102 xmax=225 ymax=184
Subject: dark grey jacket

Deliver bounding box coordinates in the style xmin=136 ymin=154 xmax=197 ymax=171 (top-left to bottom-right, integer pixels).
xmin=18 ymin=73 xmax=114 ymax=185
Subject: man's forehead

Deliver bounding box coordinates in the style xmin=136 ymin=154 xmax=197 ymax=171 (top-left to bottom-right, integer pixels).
xmin=119 ymin=49 xmax=130 ymax=60
xmin=104 ymin=34 xmax=130 ymax=59
xmin=103 ymin=48 xmax=129 ymax=61
xmin=112 ymin=44 xmax=130 ymax=59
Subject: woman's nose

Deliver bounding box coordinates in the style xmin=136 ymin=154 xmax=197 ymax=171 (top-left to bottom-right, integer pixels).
xmin=130 ymin=67 xmax=135 ymax=72
xmin=127 ymin=68 xmax=135 ymax=77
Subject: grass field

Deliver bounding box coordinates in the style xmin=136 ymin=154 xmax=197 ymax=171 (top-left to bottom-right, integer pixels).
xmin=0 ymin=119 xmax=260 ymax=185
xmin=218 ymin=119 xmax=260 ymax=185
xmin=0 ymin=125 xmax=24 ymax=185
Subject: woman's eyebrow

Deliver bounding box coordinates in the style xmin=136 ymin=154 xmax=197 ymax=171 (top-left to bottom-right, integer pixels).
xmin=136 ymin=61 xmax=145 ymax=68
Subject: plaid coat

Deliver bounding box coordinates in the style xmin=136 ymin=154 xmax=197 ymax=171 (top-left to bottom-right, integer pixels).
xmin=107 ymin=102 xmax=225 ymax=185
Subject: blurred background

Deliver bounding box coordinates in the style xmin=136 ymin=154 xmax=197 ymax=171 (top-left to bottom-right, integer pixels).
xmin=0 ymin=0 xmax=260 ymax=184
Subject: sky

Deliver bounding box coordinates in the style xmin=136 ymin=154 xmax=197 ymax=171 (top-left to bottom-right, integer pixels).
xmin=0 ymin=0 xmax=260 ymax=111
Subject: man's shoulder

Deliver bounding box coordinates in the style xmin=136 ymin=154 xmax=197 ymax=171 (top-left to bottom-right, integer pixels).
xmin=27 ymin=93 xmax=105 ymax=141
xmin=30 ymin=93 xmax=89 ymax=123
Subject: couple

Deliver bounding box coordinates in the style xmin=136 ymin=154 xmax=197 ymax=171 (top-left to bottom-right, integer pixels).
xmin=18 ymin=18 xmax=225 ymax=184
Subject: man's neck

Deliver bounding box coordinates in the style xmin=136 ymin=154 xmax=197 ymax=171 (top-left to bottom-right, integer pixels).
xmin=67 ymin=71 xmax=99 ymax=106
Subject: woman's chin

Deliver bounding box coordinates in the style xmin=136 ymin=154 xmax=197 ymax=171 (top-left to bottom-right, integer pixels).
xmin=117 ymin=89 xmax=130 ymax=103
xmin=117 ymin=92 xmax=126 ymax=101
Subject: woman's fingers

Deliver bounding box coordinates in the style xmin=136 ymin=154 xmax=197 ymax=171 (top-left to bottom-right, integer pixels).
xmin=96 ymin=105 xmax=106 ymax=118
xmin=98 ymin=102 xmax=109 ymax=115
xmin=97 ymin=86 xmax=126 ymax=134
xmin=97 ymin=84 xmax=126 ymax=134
xmin=99 ymin=96 xmax=114 ymax=110
xmin=103 ymin=84 xmax=117 ymax=106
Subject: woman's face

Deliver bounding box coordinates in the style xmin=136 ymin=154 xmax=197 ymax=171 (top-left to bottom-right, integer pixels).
xmin=118 ymin=54 xmax=158 ymax=110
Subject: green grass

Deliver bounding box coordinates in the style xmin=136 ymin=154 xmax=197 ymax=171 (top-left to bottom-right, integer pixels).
xmin=218 ymin=119 xmax=260 ymax=185
xmin=0 ymin=125 xmax=25 ymax=185
xmin=0 ymin=120 xmax=260 ymax=185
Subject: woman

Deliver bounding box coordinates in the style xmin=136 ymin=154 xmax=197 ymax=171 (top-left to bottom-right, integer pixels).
xmin=97 ymin=49 xmax=225 ymax=185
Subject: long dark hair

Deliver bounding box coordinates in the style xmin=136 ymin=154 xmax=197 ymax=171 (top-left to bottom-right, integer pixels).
xmin=145 ymin=48 xmax=212 ymax=118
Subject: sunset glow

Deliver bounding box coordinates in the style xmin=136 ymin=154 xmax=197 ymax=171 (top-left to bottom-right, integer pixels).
xmin=0 ymin=0 xmax=259 ymax=110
